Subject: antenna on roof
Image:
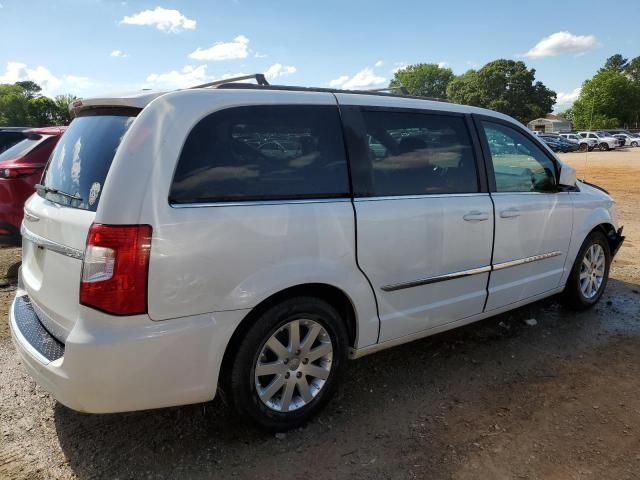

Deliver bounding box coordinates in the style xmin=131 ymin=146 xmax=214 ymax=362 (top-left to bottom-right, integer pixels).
xmin=190 ymin=73 xmax=270 ymax=89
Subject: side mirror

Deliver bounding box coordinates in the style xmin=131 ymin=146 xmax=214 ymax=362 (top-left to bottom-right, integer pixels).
xmin=559 ymin=162 xmax=577 ymax=187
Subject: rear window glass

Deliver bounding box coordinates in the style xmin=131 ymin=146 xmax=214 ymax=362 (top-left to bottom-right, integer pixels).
xmin=170 ymin=105 xmax=350 ymax=204
xmin=41 ymin=113 xmax=136 ymax=211
xmin=0 ymin=132 xmax=28 ymax=153
xmin=0 ymin=135 xmax=44 ymax=161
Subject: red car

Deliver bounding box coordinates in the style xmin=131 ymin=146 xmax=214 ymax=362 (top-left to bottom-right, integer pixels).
xmin=0 ymin=126 xmax=66 ymax=244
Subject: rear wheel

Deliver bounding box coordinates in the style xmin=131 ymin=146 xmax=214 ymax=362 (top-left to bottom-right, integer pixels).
xmin=561 ymin=231 xmax=611 ymax=310
xmin=632 ymin=141 xmax=638 ymax=147
xmin=599 ymin=143 xmax=609 ymax=151
xmin=225 ymin=297 xmax=348 ymax=431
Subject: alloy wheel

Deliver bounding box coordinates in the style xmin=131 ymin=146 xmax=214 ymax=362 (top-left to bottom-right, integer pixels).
xmin=254 ymin=319 xmax=333 ymax=413
xmin=579 ymin=243 xmax=605 ymax=299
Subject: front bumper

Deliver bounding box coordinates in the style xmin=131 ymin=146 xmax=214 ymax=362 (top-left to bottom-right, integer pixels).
xmin=610 ymin=226 xmax=625 ymax=257
xmin=9 ymin=290 xmax=249 ymax=413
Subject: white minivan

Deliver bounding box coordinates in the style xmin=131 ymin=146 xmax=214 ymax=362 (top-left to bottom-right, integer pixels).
xmin=10 ymin=77 xmax=624 ymax=430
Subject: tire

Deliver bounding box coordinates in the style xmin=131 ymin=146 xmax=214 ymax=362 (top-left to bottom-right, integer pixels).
xmin=632 ymin=141 xmax=638 ymax=147
xmin=599 ymin=143 xmax=609 ymax=151
xmin=579 ymin=143 xmax=588 ymax=152
xmin=225 ymin=296 xmax=349 ymax=431
xmin=560 ymin=230 xmax=611 ymax=310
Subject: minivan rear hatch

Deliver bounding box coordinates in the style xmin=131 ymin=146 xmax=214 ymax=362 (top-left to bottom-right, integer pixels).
xmin=21 ymin=108 xmax=138 ymax=342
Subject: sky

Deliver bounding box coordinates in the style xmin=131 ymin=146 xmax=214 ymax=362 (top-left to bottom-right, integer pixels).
xmin=0 ymin=0 xmax=638 ymax=111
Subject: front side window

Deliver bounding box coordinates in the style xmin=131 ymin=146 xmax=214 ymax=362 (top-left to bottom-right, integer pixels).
xmin=352 ymin=110 xmax=479 ymax=196
xmin=170 ymin=105 xmax=350 ymax=204
xmin=481 ymin=121 xmax=557 ymax=193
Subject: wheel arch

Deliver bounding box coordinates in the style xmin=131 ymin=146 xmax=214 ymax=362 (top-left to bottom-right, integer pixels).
xmin=219 ymin=283 xmax=358 ymax=384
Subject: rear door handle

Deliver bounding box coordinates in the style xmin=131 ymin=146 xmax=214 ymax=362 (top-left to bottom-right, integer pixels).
xmin=463 ymin=211 xmax=489 ymax=222
xmin=500 ymin=208 xmax=521 ymax=218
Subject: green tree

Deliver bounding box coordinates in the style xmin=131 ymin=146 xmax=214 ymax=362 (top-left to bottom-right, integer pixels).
xmin=0 ymin=84 xmax=31 ymax=125
xmin=389 ymin=63 xmax=455 ymax=99
xmin=570 ymin=69 xmax=640 ymax=129
xmin=28 ymin=96 xmax=59 ymax=126
xmin=601 ymin=54 xmax=629 ymax=73
xmin=0 ymin=82 xmax=77 ymax=126
xmin=15 ymin=80 xmax=43 ymax=98
xmin=54 ymin=94 xmax=78 ymax=125
xmin=625 ymin=56 xmax=640 ymax=83
xmin=446 ymin=59 xmax=556 ymax=123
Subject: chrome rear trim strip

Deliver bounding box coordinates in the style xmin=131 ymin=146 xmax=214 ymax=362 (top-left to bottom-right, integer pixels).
xmin=381 ymin=265 xmax=491 ymax=292
xmin=20 ymin=224 xmax=84 ymax=260
xmin=493 ymin=251 xmax=563 ymax=271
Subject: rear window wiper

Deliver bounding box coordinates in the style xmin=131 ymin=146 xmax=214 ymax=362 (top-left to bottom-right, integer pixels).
xmin=35 ymin=184 xmax=83 ymax=202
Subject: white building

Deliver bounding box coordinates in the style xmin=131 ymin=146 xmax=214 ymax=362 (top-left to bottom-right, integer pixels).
xmin=527 ymin=114 xmax=572 ymax=133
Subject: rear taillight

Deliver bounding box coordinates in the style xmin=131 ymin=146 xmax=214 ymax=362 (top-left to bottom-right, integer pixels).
xmin=80 ymin=224 xmax=152 ymax=315
xmin=0 ymin=167 xmax=39 ymax=179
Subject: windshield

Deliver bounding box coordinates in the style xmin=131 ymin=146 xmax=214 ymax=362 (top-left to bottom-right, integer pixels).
xmin=40 ymin=113 xmax=136 ymax=211
xmin=0 ymin=135 xmax=44 ymax=161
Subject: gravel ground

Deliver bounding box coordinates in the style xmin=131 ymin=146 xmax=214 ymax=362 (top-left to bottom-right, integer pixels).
xmin=1 ymin=149 xmax=639 ymax=479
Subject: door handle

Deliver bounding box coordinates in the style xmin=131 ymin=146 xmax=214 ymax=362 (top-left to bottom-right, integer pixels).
xmin=463 ymin=211 xmax=489 ymax=221
xmin=500 ymin=208 xmax=521 ymax=218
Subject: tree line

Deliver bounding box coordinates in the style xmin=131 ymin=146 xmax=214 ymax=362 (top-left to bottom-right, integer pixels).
xmin=2 ymin=54 xmax=639 ymax=129
xmin=0 ymin=81 xmax=76 ymax=127
xmin=390 ymin=54 xmax=640 ymax=129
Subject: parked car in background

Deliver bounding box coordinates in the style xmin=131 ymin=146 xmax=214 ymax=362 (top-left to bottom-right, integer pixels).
xmin=10 ymin=80 xmax=624 ymax=431
xmin=577 ymin=131 xmax=619 ymax=151
xmin=559 ymin=133 xmax=597 ymax=152
xmin=539 ymin=135 xmax=579 ymax=153
xmin=0 ymin=127 xmax=30 ymax=154
xmin=613 ymin=133 xmax=639 ymax=147
xmin=0 ymin=127 xmax=66 ymax=243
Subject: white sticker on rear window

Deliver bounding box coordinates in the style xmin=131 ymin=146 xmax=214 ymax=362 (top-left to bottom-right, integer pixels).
xmin=89 ymin=182 xmax=101 ymax=206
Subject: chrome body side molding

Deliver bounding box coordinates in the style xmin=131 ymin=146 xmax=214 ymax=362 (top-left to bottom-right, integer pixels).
xmin=382 ymin=251 xmax=563 ymax=292
xmin=492 ymin=251 xmax=563 ymax=271
xmin=381 ymin=266 xmax=491 ymax=292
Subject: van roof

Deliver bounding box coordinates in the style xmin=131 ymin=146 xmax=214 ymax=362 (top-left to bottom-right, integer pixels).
xmin=69 ymin=74 xmax=517 ymax=125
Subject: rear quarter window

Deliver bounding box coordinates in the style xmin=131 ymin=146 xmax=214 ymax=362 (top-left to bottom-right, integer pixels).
xmin=169 ymin=105 xmax=350 ymax=204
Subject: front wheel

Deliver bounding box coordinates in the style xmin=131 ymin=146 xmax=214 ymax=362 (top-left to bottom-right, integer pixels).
xmin=631 ymin=141 xmax=638 ymax=147
xmin=579 ymin=143 xmax=589 ymax=152
xmin=599 ymin=143 xmax=610 ymax=151
xmin=225 ymin=297 xmax=349 ymax=431
xmin=561 ymin=231 xmax=611 ymax=310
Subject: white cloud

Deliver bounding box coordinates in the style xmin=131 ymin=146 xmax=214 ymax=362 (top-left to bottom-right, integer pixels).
xmin=0 ymin=62 xmax=95 ymax=96
xmin=438 ymin=61 xmax=449 ymax=69
xmin=264 ymin=63 xmax=296 ymax=81
xmin=374 ymin=60 xmax=384 ymax=67
xmin=254 ymin=52 xmax=268 ymax=58
xmin=329 ymin=68 xmax=386 ymax=90
xmin=121 ymin=7 xmax=196 ymax=33
xmin=328 ymin=75 xmax=349 ymax=88
xmin=188 ymin=35 xmax=250 ymax=61
xmin=554 ymin=87 xmax=581 ymax=111
xmin=145 ymin=64 xmax=210 ymax=89
xmin=110 ymin=50 xmax=128 ymax=58
xmin=391 ymin=62 xmax=408 ymax=74
xmin=524 ymin=31 xmax=597 ymax=58
xmin=556 ymin=87 xmax=581 ymax=104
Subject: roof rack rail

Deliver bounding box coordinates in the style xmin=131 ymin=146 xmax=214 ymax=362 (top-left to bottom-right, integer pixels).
xmin=190 ymin=73 xmax=270 ymax=89
xmin=367 ymin=86 xmax=409 ymax=95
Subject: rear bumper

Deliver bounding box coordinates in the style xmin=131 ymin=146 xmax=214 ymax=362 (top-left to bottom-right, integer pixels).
xmin=10 ymin=289 xmax=249 ymax=413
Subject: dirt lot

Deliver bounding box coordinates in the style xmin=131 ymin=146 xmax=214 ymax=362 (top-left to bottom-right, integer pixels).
xmin=1 ymin=148 xmax=639 ymax=480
